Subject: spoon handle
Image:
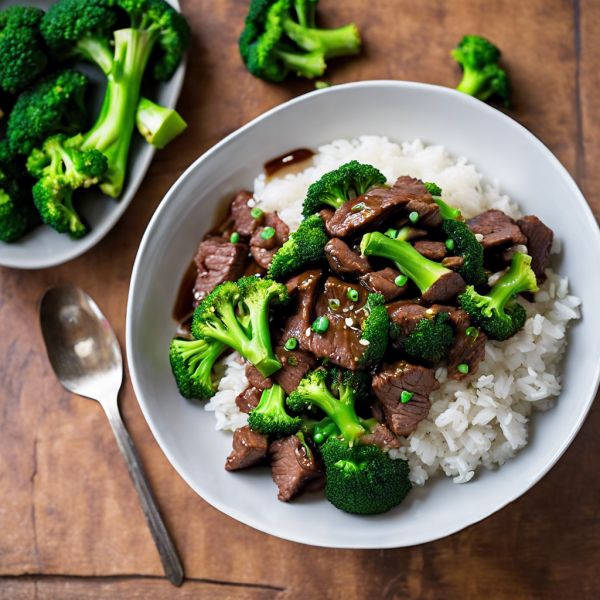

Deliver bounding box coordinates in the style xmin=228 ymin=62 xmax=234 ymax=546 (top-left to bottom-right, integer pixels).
xmin=104 ymin=402 xmax=184 ymax=587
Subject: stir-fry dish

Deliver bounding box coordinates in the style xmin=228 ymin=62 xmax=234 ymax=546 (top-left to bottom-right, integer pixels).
xmin=169 ymin=156 xmax=559 ymax=516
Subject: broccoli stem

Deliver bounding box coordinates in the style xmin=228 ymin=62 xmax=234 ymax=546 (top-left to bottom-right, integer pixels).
xmin=76 ymin=35 xmax=115 ymax=75
xmin=456 ymin=68 xmax=486 ymax=97
xmin=294 ymin=2 xmax=316 ymax=28
xmin=282 ymin=20 xmax=360 ymax=59
xmin=135 ymin=97 xmax=187 ymax=149
xmin=274 ymin=48 xmax=326 ymax=78
xmin=361 ymin=232 xmax=451 ymax=295
xmin=63 ymin=189 xmax=86 ymax=238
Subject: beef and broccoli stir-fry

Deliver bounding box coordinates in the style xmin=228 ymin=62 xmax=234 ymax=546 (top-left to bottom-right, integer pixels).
xmin=169 ymin=160 xmax=554 ymax=515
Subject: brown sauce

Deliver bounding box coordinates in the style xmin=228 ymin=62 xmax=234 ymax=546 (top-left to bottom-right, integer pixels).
xmin=264 ymin=148 xmax=315 ymax=182
xmin=173 ymin=260 xmax=197 ymax=336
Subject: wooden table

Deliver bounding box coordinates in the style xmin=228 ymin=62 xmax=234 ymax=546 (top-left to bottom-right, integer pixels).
xmin=1 ymin=0 xmax=599 ymax=598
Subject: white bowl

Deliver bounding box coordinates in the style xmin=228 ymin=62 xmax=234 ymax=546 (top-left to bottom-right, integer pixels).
xmin=127 ymin=81 xmax=600 ymax=548
xmin=0 ymin=0 xmax=185 ymax=270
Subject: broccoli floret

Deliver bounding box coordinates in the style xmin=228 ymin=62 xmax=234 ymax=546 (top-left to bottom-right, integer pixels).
xmin=191 ymin=277 xmax=289 ymax=377
xmin=423 ymin=181 xmax=442 ymax=197
xmin=27 ymin=134 xmax=108 ymax=238
xmin=7 ymin=69 xmax=89 ymax=158
xmin=135 ymin=96 xmax=187 ymax=149
xmin=248 ymin=384 xmax=302 ymax=436
xmin=360 ymin=232 xmax=456 ymax=300
xmin=240 ymin=0 xmax=361 ymax=82
xmin=403 ymin=312 xmax=455 ymax=364
xmin=302 ymin=161 xmax=386 ymax=218
xmin=442 ymin=219 xmax=488 ymax=287
xmin=452 ymin=35 xmax=511 ymax=106
xmin=359 ymin=293 xmax=389 ymax=366
xmin=0 ymin=6 xmax=48 ymax=94
xmin=459 ymin=252 xmax=538 ymax=340
xmin=169 ymin=337 xmax=227 ymax=400
xmin=320 ymin=437 xmax=411 ymax=515
xmin=423 ymin=181 xmax=463 ymax=221
xmin=268 ymin=213 xmax=329 ymax=280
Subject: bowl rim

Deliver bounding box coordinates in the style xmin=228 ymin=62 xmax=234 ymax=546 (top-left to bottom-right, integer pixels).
xmin=126 ymin=79 xmax=600 ymax=548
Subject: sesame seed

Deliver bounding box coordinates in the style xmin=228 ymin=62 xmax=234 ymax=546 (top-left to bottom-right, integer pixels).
xmin=345 ymin=317 xmax=353 ymax=327
xmin=359 ymin=339 xmax=370 ymax=346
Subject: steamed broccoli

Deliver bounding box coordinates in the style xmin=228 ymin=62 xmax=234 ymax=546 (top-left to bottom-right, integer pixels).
xmin=423 ymin=181 xmax=463 ymax=221
xmin=403 ymin=311 xmax=455 ymax=364
xmin=359 ymin=293 xmax=390 ymax=367
xmin=268 ymin=214 xmax=329 ymax=280
xmin=27 ymin=134 xmax=108 ymax=238
xmin=451 ymin=35 xmax=511 ymax=106
xmin=6 ymin=69 xmax=89 ymax=158
xmin=442 ymin=218 xmax=488 ymax=287
xmin=0 ymin=6 xmax=48 ymax=94
xmin=320 ymin=437 xmax=411 ymax=515
xmin=169 ymin=337 xmax=227 ymax=400
xmin=301 ymin=416 xmax=340 ymax=445
xmin=135 ymin=96 xmax=188 ymax=149
xmin=191 ymin=277 xmax=289 ymax=377
xmin=360 ymin=232 xmax=459 ymax=302
xmin=459 ymin=252 xmax=538 ymax=340
xmin=239 ymin=0 xmax=361 ymax=82
xmin=302 ymin=161 xmax=386 ymax=218
xmin=248 ymin=384 xmax=302 ymax=436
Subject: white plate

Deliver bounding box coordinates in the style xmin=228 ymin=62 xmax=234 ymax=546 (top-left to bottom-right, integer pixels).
xmin=127 ymin=81 xmax=600 ymax=549
xmin=0 ymin=0 xmax=186 ymax=269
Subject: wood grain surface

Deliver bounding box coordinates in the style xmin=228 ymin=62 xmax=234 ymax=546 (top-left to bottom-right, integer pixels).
xmin=1 ymin=0 xmax=599 ymax=598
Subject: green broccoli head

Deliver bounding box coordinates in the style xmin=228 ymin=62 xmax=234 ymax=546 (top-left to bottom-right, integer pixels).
xmin=302 ymin=161 xmax=386 ymax=218
xmin=403 ymin=312 xmax=456 ymax=364
xmin=268 ymin=213 xmax=329 ymax=280
xmin=442 ymin=219 xmax=488 ymax=287
xmin=7 ymin=69 xmax=89 ymax=158
xmin=191 ymin=277 xmax=289 ymax=377
xmin=321 ymin=437 xmax=412 ymax=515
xmin=0 ymin=6 xmax=48 ymax=94
xmin=248 ymin=384 xmax=302 ymax=437
xmin=423 ymin=181 xmax=442 ymax=197
xmin=239 ymin=0 xmax=360 ymax=82
xmin=452 ymin=35 xmax=511 ymax=106
xmin=359 ymin=293 xmax=390 ymax=367
xmin=169 ymin=337 xmax=227 ymax=400
xmin=459 ymin=252 xmax=538 ymax=340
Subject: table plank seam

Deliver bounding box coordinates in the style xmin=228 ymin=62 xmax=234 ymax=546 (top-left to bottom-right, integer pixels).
xmin=573 ymin=0 xmax=586 ymax=184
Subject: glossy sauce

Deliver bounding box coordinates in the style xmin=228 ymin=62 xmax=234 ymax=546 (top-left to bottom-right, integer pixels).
xmin=264 ymin=148 xmax=315 ymax=182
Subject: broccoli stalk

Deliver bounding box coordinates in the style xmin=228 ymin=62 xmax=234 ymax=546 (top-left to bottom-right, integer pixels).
xmin=169 ymin=337 xmax=227 ymax=400
xmin=192 ymin=277 xmax=290 ymax=377
xmin=301 ymin=416 xmax=341 ymax=445
xmin=459 ymin=252 xmax=538 ymax=340
xmin=268 ymin=213 xmax=329 ymax=280
xmin=423 ymin=181 xmax=463 ymax=221
xmin=302 ymin=161 xmax=386 ymax=218
xmin=403 ymin=312 xmax=456 ymax=364
xmin=248 ymin=384 xmax=302 ymax=437
xmin=135 ymin=96 xmax=188 ymax=149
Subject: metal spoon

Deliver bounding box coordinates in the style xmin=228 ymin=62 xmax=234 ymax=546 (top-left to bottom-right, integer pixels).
xmin=39 ymin=283 xmax=184 ymax=587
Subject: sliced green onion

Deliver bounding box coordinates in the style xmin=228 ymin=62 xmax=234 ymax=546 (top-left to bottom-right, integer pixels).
xmin=312 ymin=316 xmax=329 ymax=334
xmin=408 ymin=211 xmax=419 ymax=223
xmin=328 ymin=298 xmax=340 ymax=310
xmin=250 ymin=207 xmax=263 ymax=219
xmin=401 ymin=391 xmax=414 ymax=404
xmin=445 ymin=238 xmax=455 ymax=251
xmin=352 ymin=204 xmax=364 ymax=211
xmin=458 ymin=364 xmax=469 ymax=374
xmin=322 ymin=358 xmax=329 ymax=366
xmin=395 ymin=274 xmax=408 ymax=287
xmin=466 ymin=327 xmax=479 ymax=339
xmin=288 ymin=356 xmax=298 ymax=366
xmin=347 ymin=289 xmax=359 ymax=302
xmin=230 ymin=232 xmax=240 ymax=243
xmin=314 ymin=432 xmax=324 ymax=443
xmin=261 ymin=226 xmax=275 ymax=240
xmin=385 ymin=228 xmax=398 ymax=239
xmin=284 ymin=337 xmax=298 ymax=350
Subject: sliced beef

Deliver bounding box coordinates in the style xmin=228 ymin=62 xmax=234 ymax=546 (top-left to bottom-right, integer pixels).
xmin=517 ymin=215 xmax=554 ymax=282
xmin=325 ymin=237 xmax=372 ymax=278
xmin=360 ymin=267 xmax=408 ymax=302
xmin=231 ymin=190 xmax=263 ymax=237
xmin=225 ymin=425 xmax=269 ymax=471
xmin=279 ymin=269 xmax=323 ymax=350
xmin=414 ymin=240 xmax=447 ymax=261
xmin=318 ymin=208 xmax=335 ymax=226
xmin=250 ymin=212 xmax=290 ymax=269
xmin=273 ymin=346 xmax=317 ymax=395
xmin=386 ymin=302 xmax=428 ymax=341
xmin=235 ymin=386 xmax=263 ymax=415
xmin=421 ymin=270 xmax=466 ymax=304
xmin=242 ymin=258 xmax=268 ymax=278
xmin=326 ymin=176 xmax=440 ymax=238
xmin=193 ymin=236 xmax=249 ymax=305
xmin=371 ymin=398 xmax=386 ymax=424
xmin=467 ymin=209 xmax=527 ymax=250
xmin=245 ymin=362 xmax=273 ymax=391
xmin=358 ymin=424 xmax=401 ymax=451
xmin=269 ymin=435 xmax=324 ymax=501
xmin=448 ymin=326 xmax=487 ymax=381
xmin=441 ymin=256 xmax=465 ymax=270
xmin=372 ymin=362 xmax=440 ymax=437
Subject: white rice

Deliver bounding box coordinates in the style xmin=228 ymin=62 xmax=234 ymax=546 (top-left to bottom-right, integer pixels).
xmin=205 ymin=135 xmax=581 ymax=485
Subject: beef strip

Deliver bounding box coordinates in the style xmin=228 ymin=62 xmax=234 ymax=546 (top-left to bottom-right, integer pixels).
xmin=225 ymin=425 xmax=269 ymax=471
xmin=441 ymin=256 xmax=465 ymax=270
xmin=245 ymin=362 xmax=273 ymax=391
xmin=325 ymin=237 xmax=372 ymax=278
xmin=386 ymin=302 xmax=428 ymax=342
xmin=325 ymin=176 xmax=440 ymax=238
xmin=359 ymin=267 xmax=408 ymax=302
xmin=309 ymin=276 xmax=371 ymax=370
xmin=250 ymin=212 xmax=290 ymax=269
xmin=371 ymin=398 xmax=386 ymax=424
xmin=318 ymin=208 xmax=335 ymax=226
xmin=235 ymin=386 xmax=263 ymax=415
xmin=231 ymin=190 xmax=262 ymax=236
xmin=358 ymin=424 xmax=401 ymax=451
xmin=467 ymin=209 xmax=527 ymax=250
xmin=269 ymin=435 xmax=324 ymax=501
xmin=372 ymin=362 xmax=441 ymax=437
xmin=517 ymin=215 xmax=554 ymax=282
xmin=414 ymin=240 xmax=447 ymax=261
xmin=273 ymin=346 xmax=317 ymax=395
xmin=448 ymin=326 xmax=487 ymax=381
xmin=421 ymin=270 xmax=466 ymax=304
xmin=193 ymin=236 xmax=249 ymax=305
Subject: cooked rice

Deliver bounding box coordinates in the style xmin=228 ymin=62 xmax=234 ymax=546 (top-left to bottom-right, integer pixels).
xmin=204 ymin=136 xmax=580 ymax=485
